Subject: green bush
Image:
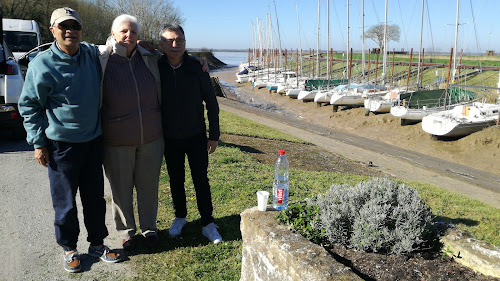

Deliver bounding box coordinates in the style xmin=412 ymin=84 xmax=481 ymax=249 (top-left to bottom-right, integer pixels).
xmin=317 ymin=177 xmax=436 ymax=254
xmin=275 ymin=199 xmax=325 ymax=245
xmin=277 ymin=177 xmax=439 ymax=255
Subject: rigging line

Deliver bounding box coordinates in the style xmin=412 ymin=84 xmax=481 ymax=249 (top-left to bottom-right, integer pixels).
xmin=332 ymin=0 xmax=346 ymax=50
xmin=469 ymin=0 xmax=485 ymax=87
xmin=370 ymin=0 xmax=380 ymax=23
xmin=425 ymin=0 xmax=435 ymax=55
xmin=397 ymin=0 xmax=410 ymax=50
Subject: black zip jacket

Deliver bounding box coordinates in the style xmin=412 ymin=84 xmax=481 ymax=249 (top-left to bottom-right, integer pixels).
xmin=158 ymin=52 xmax=220 ymax=141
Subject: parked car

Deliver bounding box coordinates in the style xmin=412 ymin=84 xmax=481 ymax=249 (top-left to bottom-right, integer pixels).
xmin=0 ymin=41 xmax=25 ymax=139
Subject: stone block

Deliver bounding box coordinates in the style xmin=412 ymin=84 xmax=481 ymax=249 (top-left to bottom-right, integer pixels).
xmin=240 ymin=206 xmax=361 ymax=281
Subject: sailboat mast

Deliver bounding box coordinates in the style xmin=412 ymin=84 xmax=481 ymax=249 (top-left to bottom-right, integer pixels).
xmin=252 ymin=22 xmax=257 ymax=64
xmin=266 ymin=14 xmax=271 ymax=81
xmin=316 ymin=0 xmax=320 ymax=78
xmin=346 ymin=0 xmax=349 ymax=82
xmin=382 ymin=0 xmax=388 ymax=82
xmin=362 ymin=0 xmax=365 ymax=81
xmin=257 ymin=17 xmax=262 ymax=76
xmin=296 ymin=4 xmax=303 ymax=78
xmin=274 ymin=1 xmax=282 ymax=70
xmin=327 ymin=0 xmax=330 ymax=88
xmin=452 ymin=0 xmax=460 ymax=82
xmin=416 ymin=0 xmax=424 ymax=89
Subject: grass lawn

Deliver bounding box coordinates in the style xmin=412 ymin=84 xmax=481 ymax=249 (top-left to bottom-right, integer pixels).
xmin=127 ymin=109 xmax=500 ymax=280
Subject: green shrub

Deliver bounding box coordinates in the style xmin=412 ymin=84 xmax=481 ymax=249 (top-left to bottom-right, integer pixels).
xmin=316 ymin=177 xmax=436 ymax=254
xmin=275 ymin=199 xmax=325 ymax=245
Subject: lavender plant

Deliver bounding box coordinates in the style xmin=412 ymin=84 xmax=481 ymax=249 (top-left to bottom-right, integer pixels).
xmin=316 ymin=177 xmax=435 ymax=254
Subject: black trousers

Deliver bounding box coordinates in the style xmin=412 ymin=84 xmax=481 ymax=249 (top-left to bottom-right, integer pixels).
xmin=164 ymin=134 xmax=214 ymax=226
xmin=47 ymin=137 xmax=108 ymax=251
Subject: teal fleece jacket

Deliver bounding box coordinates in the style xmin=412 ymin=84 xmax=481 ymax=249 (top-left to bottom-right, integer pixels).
xmin=19 ymin=41 xmax=102 ymax=148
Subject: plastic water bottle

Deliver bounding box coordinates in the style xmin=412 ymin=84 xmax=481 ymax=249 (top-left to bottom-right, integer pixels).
xmin=273 ymin=150 xmax=289 ymax=210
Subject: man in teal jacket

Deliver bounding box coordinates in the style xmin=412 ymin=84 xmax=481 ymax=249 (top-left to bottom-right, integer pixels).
xmin=18 ymin=7 xmax=120 ymax=273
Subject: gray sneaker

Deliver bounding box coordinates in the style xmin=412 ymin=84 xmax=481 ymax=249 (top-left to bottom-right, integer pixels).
xmin=169 ymin=217 xmax=187 ymax=237
xmin=202 ymin=222 xmax=222 ymax=244
xmin=88 ymin=245 xmax=121 ymax=263
xmin=63 ymin=250 xmax=81 ymax=273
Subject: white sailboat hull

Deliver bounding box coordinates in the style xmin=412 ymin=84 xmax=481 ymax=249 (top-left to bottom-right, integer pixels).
xmin=330 ymin=93 xmax=365 ymax=106
xmin=298 ymin=90 xmax=318 ymax=101
xmin=390 ymin=106 xmax=437 ymax=121
xmin=364 ymin=89 xmax=405 ymax=114
xmin=314 ymin=90 xmax=332 ymax=103
xmin=421 ymin=102 xmax=500 ymax=137
xmin=286 ymin=89 xmax=302 ymax=99
xmin=364 ymin=98 xmax=393 ymax=113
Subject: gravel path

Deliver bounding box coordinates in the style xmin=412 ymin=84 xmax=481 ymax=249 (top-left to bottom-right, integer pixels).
xmin=0 ymin=137 xmax=135 ymax=281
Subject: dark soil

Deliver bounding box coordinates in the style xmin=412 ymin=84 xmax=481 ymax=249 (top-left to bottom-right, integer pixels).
xmin=220 ymin=133 xmax=498 ymax=281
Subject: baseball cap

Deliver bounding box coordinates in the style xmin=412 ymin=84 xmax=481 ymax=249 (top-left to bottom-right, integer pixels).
xmin=50 ymin=7 xmax=82 ymax=27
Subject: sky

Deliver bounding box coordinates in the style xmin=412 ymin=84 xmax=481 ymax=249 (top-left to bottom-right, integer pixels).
xmin=175 ymin=0 xmax=500 ymax=55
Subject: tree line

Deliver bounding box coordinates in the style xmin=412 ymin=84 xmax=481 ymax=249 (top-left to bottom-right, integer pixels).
xmin=1 ymin=0 xmax=184 ymax=45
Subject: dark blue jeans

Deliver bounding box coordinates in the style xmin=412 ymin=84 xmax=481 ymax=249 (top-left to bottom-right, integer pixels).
xmin=164 ymin=134 xmax=214 ymax=226
xmin=47 ymin=137 xmax=108 ymax=251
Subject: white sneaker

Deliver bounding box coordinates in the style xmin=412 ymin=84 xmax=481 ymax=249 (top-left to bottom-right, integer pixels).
xmin=169 ymin=217 xmax=187 ymax=237
xmin=202 ymin=222 xmax=222 ymax=244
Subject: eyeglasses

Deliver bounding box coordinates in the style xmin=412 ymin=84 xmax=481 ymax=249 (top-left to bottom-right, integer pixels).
xmin=161 ymin=38 xmax=186 ymax=45
xmin=56 ymin=23 xmax=82 ymax=31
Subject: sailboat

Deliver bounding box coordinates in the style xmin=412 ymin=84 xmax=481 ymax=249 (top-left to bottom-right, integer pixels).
xmin=390 ymin=87 xmax=477 ymax=124
xmin=421 ymin=101 xmax=500 ymax=138
xmin=327 ymin=0 xmax=388 ymax=110
xmin=390 ymin=0 xmax=479 ymax=125
xmin=314 ymin=0 xmax=350 ymax=104
xmin=298 ymin=0 xmax=322 ymax=102
xmin=363 ymin=88 xmax=409 ymax=115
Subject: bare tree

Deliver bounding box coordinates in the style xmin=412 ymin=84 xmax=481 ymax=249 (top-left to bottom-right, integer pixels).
xmin=1 ymin=0 xmax=80 ymax=43
xmin=364 ymin=23 xmax=400 ymax=51
xmin=78 ymin=0 xmax=117 ymax=44
xmin=1 ymin=0 xmax=46 ymax=19
xmin=115 ymin=0 xmax=184 ymax=42
xmin=1 ymin=0 xmax=184 ymax=45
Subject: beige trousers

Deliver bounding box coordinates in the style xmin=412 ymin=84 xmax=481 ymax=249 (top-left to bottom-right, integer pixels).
xmin=103 ymin=138 xmax=164 ymax=239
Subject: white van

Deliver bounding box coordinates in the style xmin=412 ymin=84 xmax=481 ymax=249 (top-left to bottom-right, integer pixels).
xmin=2 ymin=19 xmax=41 ymax=61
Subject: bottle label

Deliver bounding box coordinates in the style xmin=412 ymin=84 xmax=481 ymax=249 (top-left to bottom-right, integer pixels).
xmin=276 ymin=188 xmax=284 ymax=203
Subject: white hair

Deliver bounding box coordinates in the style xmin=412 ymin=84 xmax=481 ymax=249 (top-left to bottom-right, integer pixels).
xmin=106 ymin=14 xmax=140 ymax=45
xmin=111 ymin=14 xmax=140 ymax=33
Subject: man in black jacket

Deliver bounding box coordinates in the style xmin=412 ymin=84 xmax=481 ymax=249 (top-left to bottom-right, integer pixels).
xmin=158 ymin=24 xmax=222 ymax=244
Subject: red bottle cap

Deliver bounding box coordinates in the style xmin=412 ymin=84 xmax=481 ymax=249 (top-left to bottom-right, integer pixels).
xmin=278 ymin=150 xmax=285 ymax=155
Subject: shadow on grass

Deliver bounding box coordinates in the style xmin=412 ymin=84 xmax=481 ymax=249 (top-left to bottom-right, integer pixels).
xmin=219 ymin=141 xmax=263 ymax=154
xmin=435 ymin=216 xmax=479 ymax=227
xmin=123 ymin=214 xmax=242 ymax=257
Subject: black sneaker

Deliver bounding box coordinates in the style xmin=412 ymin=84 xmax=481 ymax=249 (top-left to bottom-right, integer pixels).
xmin=122 ymin=237 xmax=137 ymax=251
xmin=144 ymin=234 xmax=159 ymax=248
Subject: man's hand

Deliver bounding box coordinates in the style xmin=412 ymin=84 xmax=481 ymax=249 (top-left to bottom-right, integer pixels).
xmin=207 ymin=140 xmax=218 ymax=154
xmin=138 ymin=40 xmax=155 ymax=52
xmin=196 ymin=57 xmax=209 ymax=72
xmin=34 ymin=147 xmax=50 ymax=167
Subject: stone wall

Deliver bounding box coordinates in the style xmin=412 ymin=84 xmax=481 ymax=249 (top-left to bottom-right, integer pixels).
xmin=442 ymin=228 xmax=500 ymax=278
xmin=240 ymin=206 xmax=361 ymax=281
xmin=240 ymin=206 xmax=500 ymax=280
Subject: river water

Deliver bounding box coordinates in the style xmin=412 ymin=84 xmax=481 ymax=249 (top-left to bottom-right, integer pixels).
xmin=213 ymin=51 xmax=249 ymax=68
